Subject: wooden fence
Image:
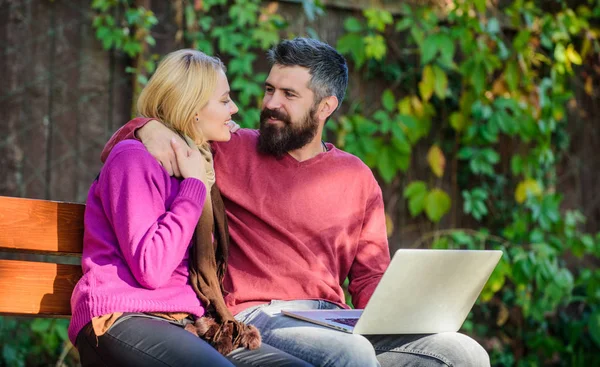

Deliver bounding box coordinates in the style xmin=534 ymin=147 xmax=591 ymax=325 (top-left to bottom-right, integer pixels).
xmin=1 ymin=0 xmax=599 ymax=249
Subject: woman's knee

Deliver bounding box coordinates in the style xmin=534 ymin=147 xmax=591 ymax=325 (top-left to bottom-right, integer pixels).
xmin=83 ymin=317 xmax=234 ymax=367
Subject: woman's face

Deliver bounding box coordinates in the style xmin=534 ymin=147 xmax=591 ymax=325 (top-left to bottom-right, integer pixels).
xmin=196 ymin=70 xmax=239 ymax=142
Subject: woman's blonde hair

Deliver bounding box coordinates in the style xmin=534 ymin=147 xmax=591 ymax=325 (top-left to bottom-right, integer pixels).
xmin=137 ymin=49 xmax=225 ymax=147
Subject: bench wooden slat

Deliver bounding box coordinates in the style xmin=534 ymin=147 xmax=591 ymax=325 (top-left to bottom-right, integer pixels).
xmin=0 ymin=196 xmax=85 ymax=254
xmin=0 ymin=259 xmax=81 ymax=316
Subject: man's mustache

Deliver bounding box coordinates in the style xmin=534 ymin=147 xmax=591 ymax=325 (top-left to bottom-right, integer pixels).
xmin=261 ymin=108 xmax=289 ymax=123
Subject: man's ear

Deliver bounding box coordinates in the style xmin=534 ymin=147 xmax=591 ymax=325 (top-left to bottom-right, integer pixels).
xmin=317 ymin=96 xmax=339 ymax=121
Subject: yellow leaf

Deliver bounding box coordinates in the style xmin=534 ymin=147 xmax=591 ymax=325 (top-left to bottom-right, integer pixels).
xmin=496 ymin=303 xmax=510 ymax=326
xmin=432 ymin=65 xmax=448 ymax=99
xmin=585 ymin=76 xmax=594 ymax=96
xmin=492 ymin=76 xmax=508 ymax=96
xmin=566 ymin=44 xmax=582 ymax=65
xmin=398 ymin=97 xmax=412 ymax=115
xmin=419 ymin=65 xmax=435 ymax=102
xmin=427 ymin=145 xmax=446 ymax=178
xmin=411 ymin=96 xmax=424 ymax=117
xmin=450 ymin=112 xmax=469 ymax=132
xmin=581 ymin=37 xmax=592 ymax=60
xmin=553 ymin=105 xmax=565 ymax=121
xmin=385 ymin=213 xmax=394 ymax=237
xmin=515 ymin=179 xmax=543 ymax=203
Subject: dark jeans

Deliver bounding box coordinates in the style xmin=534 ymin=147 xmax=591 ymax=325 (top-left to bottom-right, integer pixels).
xmin=76 ymin=314 xmax=312 ymax=367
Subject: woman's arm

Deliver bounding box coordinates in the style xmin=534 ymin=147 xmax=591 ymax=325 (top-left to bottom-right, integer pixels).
xmin=99 ymin=143 xmax=207 ymax=289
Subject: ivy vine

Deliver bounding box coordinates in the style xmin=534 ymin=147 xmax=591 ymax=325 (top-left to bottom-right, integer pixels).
xmin=89 ymin=0 xmax=600 ymax=365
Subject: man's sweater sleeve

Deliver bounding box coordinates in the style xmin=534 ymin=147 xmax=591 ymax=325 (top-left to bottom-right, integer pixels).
xmin=348 ymin=180 xmax=391 ymax=309
xmin=100 ymin=117 xmax=155 ymax=163
xmin=99 ymin=144 xmax=207 ymax=290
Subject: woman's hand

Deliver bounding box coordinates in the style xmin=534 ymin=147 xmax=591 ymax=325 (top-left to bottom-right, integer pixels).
xmin=170 ymin=138 xmax=207 ymax=183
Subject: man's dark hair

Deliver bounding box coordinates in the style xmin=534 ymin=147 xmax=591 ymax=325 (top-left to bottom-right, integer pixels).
xmin=267 ymin=38 xmax=348 ymax=112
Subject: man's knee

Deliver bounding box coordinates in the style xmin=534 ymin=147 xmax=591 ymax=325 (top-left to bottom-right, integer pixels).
xmin=267 ymin=329 xmax=378 ymax=367
xmin=324 ymin=335 xmax=378 ymax=367
xmin=434 ymin=333 xmax=490 ymax=367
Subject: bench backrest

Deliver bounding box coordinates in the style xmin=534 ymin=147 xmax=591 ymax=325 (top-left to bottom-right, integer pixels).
xmin=0 ymin=196 xmax=84 ymax=317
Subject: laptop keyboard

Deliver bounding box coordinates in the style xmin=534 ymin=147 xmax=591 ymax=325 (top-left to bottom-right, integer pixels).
xmin=326 ymin=318 xmax=359 ymax=327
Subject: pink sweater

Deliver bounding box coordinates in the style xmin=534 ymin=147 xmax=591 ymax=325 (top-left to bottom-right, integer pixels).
xmin=102 ymin=118 xmax=391 ymax=316
xmin=68 ymin=140 xmax=207 ymax=345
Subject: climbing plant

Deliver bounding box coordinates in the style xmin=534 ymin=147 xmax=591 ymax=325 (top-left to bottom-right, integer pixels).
xmin=41 ymin=1 xmax=597 ymax=366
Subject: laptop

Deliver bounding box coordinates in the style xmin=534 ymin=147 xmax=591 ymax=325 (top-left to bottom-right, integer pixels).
xmin=282 ymin=249 xmax=502 ymax=334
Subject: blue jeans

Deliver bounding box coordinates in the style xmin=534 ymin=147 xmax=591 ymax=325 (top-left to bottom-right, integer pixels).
xmin=234 ymin=300 xmax=491 ymax=367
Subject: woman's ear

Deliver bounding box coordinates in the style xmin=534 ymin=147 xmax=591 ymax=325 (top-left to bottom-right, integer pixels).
xmin=317 ymin=96 xmax=339 ymax=121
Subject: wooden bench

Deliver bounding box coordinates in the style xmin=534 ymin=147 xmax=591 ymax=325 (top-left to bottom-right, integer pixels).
xmin=0 ymin=195 xmax=84 ymax=318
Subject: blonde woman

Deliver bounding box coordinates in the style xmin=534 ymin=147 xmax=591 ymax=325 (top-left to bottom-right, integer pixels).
xmin=68 ymin=49 xmax=260 ymax=367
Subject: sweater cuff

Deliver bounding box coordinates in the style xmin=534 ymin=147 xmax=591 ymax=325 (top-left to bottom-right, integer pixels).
xmin=178 ymin=178 xmax=207 ymax=203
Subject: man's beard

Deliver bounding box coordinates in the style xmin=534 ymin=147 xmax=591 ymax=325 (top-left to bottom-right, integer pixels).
xmin=257 ymin=106 xmax=319 ymax=158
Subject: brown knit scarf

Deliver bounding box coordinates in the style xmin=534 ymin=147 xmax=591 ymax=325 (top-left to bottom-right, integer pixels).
xmin=180 ymin=136 xmax=261 ymax=355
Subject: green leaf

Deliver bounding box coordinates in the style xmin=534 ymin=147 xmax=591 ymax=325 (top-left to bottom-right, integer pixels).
xmin=382 ymin=89 xmax=396 ymax=112
xmin=473 ymin=0 xmax=486 ymax=12
xmin=471 ymin=62 xmax=486 ymax=94
xmin=422 ymin=33 xmax=454 ymax=65
xmin=377 ymin=147 xmax=396 ymax=183
xmin=390 ymin=119 xmax=411 ymax=149
xmin=364 ymin=8 xmax=393 ymax=32
xmin=589 ymin=310 xmax=600 ymax=347
xmin=462 ymin=189 xmax=488 ymax=221
xmin=229 ymin=2 xmax=258 ymax=26
xmin=505 ymin=60 xmax=519 ymax=91
xmin=344 ymin=17 xmax=363 ymax=32
xmin=404 ymin=180 xmax=427 ymax=198
xmin=421 ymin=35 xmax=438 ymax=64
xmin=511 ymin=155 xmax=523 ymax=175
xmin=404 ymin=181 xmax=428 ymax=217
xmin=425 ymin=189 xmax=451 ymax=223
xmin=458 ymin=147 xmax=475 ymax=160
xmin=396 ymin=154 xmax=411 ymax=172
xmin=373 ymin=109 xmax=390 ymax=124
xmin=395 ymin=17 xmax=413 ymax=32
xmin=513 ymin=30 xmax=531 ymax=52
xmin=2 ymin=344 xmax=19 ymax=366
xmin=337 ymin=33 xmax=366 ymax=67
xmin=31 ymin=319 xmax=52 ymax=333
xmin=554 ymin=43 xmax=567 ymax=63
xmin=55 ymin=324 xmax=69 ymax=341
xmin=364 ymin=35 xmax=387 ymax=61
xmin=451 ymin=231 xmax=473 ymax=246
xmin=438 ymin=35 xmax=455 ymax=65
xmin=301 ymin=0 xmax=324 ymax=21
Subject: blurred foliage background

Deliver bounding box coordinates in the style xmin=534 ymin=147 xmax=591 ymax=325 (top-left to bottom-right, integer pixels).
xmin=1 ymin=0 xmax=600 ymax=366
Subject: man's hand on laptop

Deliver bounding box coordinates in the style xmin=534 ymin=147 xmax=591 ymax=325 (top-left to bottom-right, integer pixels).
xmin=137 ymin=119 xmax=186 ymax=177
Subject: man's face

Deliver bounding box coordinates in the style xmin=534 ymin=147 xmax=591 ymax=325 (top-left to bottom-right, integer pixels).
xmin=258 ymin=65 xmax=321 ymax=157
